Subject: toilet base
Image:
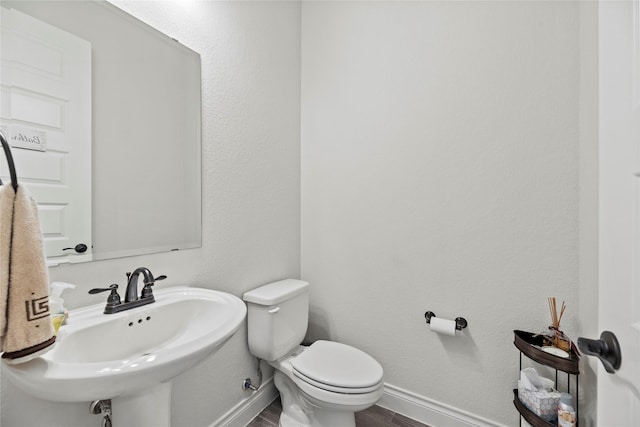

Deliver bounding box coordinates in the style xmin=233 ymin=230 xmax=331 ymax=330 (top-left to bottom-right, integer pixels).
xmin=278 ymin=404 xmax=356 ymax=427
xmin=275 ymin=370 xmax=312 ymax=426
xmin=274 ymin=371 xmax=358 ymax=427
xmin=308 ymin=409 xmax=356 ymax=427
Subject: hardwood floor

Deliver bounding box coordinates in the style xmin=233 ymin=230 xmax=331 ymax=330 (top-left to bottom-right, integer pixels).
xmin=246 ymin=397 xmax=430 ymax=427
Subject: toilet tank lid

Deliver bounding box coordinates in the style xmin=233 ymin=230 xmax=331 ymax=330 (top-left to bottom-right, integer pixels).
xmin=243 ymin=279 xmax=309 ymax=305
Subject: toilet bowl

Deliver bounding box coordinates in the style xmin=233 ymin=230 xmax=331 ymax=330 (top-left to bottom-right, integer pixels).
xmin=243 ymin=280 xmax=384 ymax=427
xmin=274 ymin=341 xmax=384 ymax=426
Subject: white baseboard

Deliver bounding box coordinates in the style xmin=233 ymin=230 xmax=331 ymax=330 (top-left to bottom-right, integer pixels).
xmin=211 ymin=377 xmax=278 ymax=427
xmin=377 ymin=383 xmax=509 ymax=427
xmin=212 ymin=380 xmax=508 ymax=427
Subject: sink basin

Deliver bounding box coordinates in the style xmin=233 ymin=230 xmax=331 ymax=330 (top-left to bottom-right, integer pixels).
xmin=2 ymin=286 xmax=246 ymax=402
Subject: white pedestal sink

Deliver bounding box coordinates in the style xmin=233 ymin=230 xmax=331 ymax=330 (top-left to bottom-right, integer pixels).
xmin=2 ymin=286 xmax=246 ymax=426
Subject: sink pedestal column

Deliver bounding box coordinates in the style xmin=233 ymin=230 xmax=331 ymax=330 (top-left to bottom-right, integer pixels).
xmin=112 ymin=382 xmax=172 ymax=427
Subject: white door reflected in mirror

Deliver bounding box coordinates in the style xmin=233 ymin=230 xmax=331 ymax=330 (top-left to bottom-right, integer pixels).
xmin=0 ymin=7 xmax=92 ymax=264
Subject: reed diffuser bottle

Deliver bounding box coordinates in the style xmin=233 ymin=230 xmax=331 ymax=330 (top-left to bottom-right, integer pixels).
xmin=558 ymin=392 xmax=577 ymax=427
xmin=547 ymin=297 xmax=571 ymax=352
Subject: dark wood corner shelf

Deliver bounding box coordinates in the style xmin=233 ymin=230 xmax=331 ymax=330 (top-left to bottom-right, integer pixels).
xmin=513 ymin=330 xmax=580 ymax=426
xmin=513 ymin=330 xmax=580 ymax=374
xmin=513 ymin=389 xmax=556 ymax=427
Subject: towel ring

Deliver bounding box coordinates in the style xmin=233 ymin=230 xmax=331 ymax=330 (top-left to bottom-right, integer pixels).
xmin=0 ymin=131 xmax=18 ymax=192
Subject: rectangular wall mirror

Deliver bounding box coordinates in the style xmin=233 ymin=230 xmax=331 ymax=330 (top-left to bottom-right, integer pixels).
xmin=0 ymin=0 xmax=202 ymax=264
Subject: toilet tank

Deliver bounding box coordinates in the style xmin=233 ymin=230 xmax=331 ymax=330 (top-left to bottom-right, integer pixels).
xmin=243 ymin=279 xmax=309 ymax=361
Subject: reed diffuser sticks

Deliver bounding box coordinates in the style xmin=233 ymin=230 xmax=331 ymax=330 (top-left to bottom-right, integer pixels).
xmin=547 ymin=297 xmax=571 ymax=352
xmin=548 ymin=297 xmax=566 ymax=329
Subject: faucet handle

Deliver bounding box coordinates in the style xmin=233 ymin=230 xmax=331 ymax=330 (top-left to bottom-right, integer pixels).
xmin=143 ymin=274 xmax=166 ymax=285
xmin=89 ymin=284 xmax=121 ymax=306
xmin=88 ymin=284 xmax=118 ymax=294
xmin=141 ymin=275 xmax=166 ymax=299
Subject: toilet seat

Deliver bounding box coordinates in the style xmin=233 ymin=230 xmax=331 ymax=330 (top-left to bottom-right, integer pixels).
xmin=291 ymin=341 xmax=383 ymax=394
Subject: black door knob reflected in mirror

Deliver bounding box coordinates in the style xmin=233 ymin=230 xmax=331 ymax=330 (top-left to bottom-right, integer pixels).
xmin=62 ymin=243 xmax=88 ymax=253
xmin=577 ymin=331 xmax=621 ymax=374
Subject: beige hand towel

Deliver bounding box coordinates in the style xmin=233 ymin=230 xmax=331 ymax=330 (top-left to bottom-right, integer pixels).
xmin=1 ymin=184 xmax=55 ymax=363
xmin=0 ymin=184 xmax=13 ymax=339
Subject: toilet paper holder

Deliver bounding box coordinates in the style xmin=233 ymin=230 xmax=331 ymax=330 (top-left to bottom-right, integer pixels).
xmin=424 ymin=311 xmax=468 ymax=331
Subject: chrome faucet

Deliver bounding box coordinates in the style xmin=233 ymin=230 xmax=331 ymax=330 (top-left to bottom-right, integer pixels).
xmin=89 ymin=267 xmax=166 ymax=314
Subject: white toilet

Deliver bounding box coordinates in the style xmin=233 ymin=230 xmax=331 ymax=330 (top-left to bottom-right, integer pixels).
xmin=243 ymin=279 xmax=384 ymax=427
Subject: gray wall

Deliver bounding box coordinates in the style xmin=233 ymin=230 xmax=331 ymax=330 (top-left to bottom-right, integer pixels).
xmin=578 ymin=2 xmax=599 ymax=425
xmin=300 ymin=2 xmax=581 ymax=425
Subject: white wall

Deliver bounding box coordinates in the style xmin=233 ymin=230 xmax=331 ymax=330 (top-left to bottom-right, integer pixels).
xmin=0 ymin=1 xmax=301 ymax=426
xmin=301 ymin=1 xmax=580 ymax=425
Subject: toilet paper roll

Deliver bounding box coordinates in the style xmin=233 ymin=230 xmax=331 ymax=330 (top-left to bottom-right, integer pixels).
xmin=430 ymin=317 xmax=457 ymax=336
